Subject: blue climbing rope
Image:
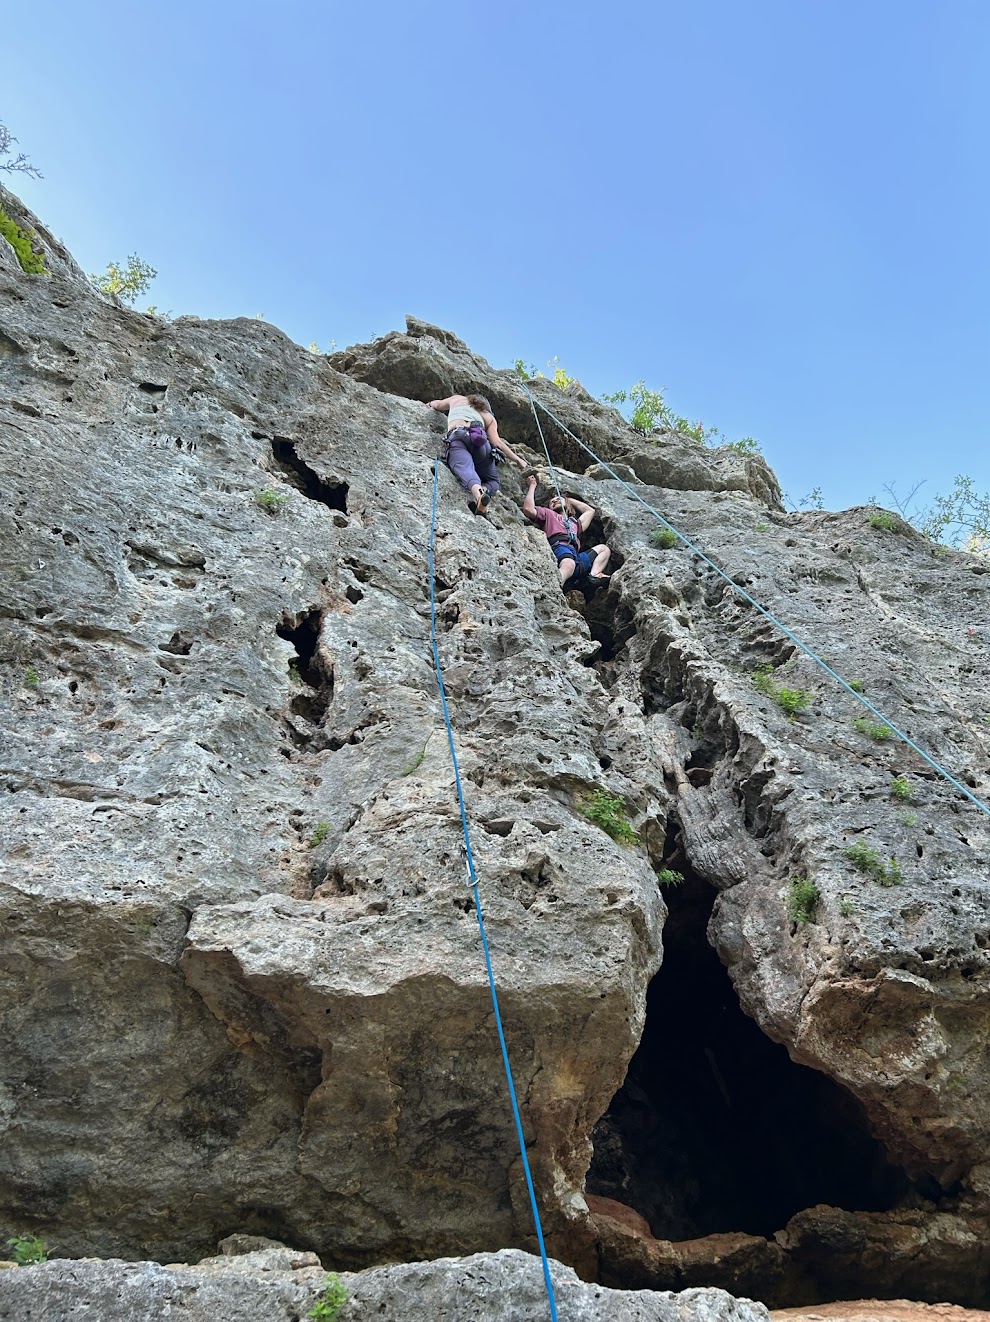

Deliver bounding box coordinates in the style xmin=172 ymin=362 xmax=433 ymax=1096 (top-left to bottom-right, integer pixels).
xmin=527 ymin=392 xmax=568 ymax=513
xmin=525 ymin=391 xmax=990 ymax=820
xmin=428 ymin=456 xmax=560 ymax=1322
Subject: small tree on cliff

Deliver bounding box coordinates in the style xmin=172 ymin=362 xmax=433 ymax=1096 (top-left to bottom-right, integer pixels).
xmin=0 ymin=122 xmax=42 ymax=178
xmin=90 ymin=254 xmax=157 ymax=305
xmin=883 ymin=476 xmax=990 ymax=556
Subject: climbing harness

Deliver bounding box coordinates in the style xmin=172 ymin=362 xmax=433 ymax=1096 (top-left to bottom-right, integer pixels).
xmin=427 ymin=457 xmax=560 ymax=1321
xmin=525 ymin=392 xmax=990 ymax=821
xmin=522 ymin=384 xmax=595 ymax=595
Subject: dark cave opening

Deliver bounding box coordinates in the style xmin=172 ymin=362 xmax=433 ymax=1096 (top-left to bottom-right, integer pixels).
xmin=587 ymin=864 xmax=910 ymax=1243
xmin=576 ymin=590 xmax=636 ymax=669
xmin=277 ymin=608 xmax=333 ymax=735
xmin=271 ymin=438 xmax=348 ymax=512
xmin=277 ymin=609 xmax=323 ymax=688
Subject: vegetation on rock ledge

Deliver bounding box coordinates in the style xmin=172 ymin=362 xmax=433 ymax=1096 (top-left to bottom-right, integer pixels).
xmin=0 ymin=208 xmax=45 ymax=274
xmin=582 ymin=789 xmax=638 ymax=846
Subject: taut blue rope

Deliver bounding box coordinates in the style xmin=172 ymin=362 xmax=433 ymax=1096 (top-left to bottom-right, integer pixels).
xmin=528 ymin=394 xmax=990 ymax=820
xmin=428 ymin=457 xmax=560 ymax=1321
xmin=525 ymin=385 xmax=567 ymax=512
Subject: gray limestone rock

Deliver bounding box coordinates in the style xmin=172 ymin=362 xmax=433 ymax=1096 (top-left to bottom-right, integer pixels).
xmin=0 ymin=187 xmax=664 ymax=1269
xmin=0 ymin=1248 xmax=771 ymax=1322
xmin=3 ymin=183 xmax=990 ymax=1305
xmin=328 ymin=316 xmax=784 ymax=508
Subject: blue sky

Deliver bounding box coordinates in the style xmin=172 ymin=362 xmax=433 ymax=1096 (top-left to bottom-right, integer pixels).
xmin=5 ymin=0 xmax=989 ymax=514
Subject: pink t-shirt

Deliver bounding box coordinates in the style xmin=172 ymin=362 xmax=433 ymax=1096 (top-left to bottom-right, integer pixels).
xmin=531 ymin=506 xmax=581 ymax=542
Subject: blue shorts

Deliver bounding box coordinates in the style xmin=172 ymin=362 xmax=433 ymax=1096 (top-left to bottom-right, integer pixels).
xmin=552 ymin=545 xmax=594 ymax=579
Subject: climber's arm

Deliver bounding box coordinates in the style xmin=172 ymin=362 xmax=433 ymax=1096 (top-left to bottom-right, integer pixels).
xmin=486 ymin=415 xmax=526 ymax=470
xmin=567 ymin=497 xmax=596 ymax=532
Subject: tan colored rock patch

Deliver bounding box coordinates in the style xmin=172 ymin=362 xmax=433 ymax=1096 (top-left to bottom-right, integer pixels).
xmin=773 ymin=1302 xmax=990 ymax=1322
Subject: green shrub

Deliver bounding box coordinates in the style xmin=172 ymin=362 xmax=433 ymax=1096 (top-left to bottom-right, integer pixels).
xmin=583 ymin=789 xmax=637 ymax=846
xmin=255 ymin=487 xmax=289 ymax=514
xmin=853 ymin=717 xmax=893 ymax=742
xmin=754 ymin=522 xmax=769 ymax=533
xmin=650 ymin=526 xmax=678 ymax=550
xmin=752 ymin=664 xmax=812 ymax=719
xmin=901 ymin=811 xmax=919 ymax=827
xmin=915 ymin=474 xmax=990 ymax=550
xmin=656 ymin=868 xmax=684 ymax=887
xmin=787 ymin=877 xmax=819 ymax=925
xmin=838 ymin=896 xmax=855 ymax=917
xmin=891 ymin=776 xmax=911 ymax=801
xmin=844 ymin=841 xmax=903 ymax=886
xmin=89 ymin=253 xmax=156 ymax=305
xmin=309 ymin=822 xmax=331 ymax=848
xmin=0 ymin=209 xmax=45 ymax=274
xmin=6 ymin=1235 xmax=48 ymax=1266
xmin=510 ymin=355 xmax=571 ymax=387
xmin=602 ymin=381 xmax=675 ymax=436
xmin=796 ymin=487 xmax=825 ymax=511
xmin=309 ymin=1273 xmax=349 ymax=1321
xmin=848 ymin=679 xmax=864 ymax=693
xmin=23 ymin=666 xmax=39 ymax=688
xmin=775 ymin=686 xmax=813 ymax=718
xmin=867 ymin=510 xmax=897 ymax=531
xmin=752 ymin=664 xmax=775 ymax=695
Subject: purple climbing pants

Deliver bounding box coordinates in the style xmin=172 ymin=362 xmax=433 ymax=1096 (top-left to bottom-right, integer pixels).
xmin=445 ymin=425 xmax=501 ymax=495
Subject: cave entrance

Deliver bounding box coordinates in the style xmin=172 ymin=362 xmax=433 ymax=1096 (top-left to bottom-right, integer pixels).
xmin=272 ymin=438 xmax=348 ymax=512
xmin=587 ymin=866 xmax=909 ymax=1242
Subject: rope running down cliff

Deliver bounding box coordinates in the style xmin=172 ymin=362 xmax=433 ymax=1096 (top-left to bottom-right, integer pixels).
xmin=427 ymin=455 xmax=561 ymax=1322
xmin=521 ymin=386 xmax=990 ymax=821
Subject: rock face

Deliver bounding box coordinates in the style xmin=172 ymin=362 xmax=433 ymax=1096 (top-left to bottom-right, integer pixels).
xmin=0 ymin=1246 xmax=770 ymax=1322
xmin=2 ymin=185 xmax=990 ymax=1308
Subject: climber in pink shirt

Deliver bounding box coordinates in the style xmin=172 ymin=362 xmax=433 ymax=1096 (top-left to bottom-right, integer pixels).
xmin=523 ymin=476 xmax=611 ymax=589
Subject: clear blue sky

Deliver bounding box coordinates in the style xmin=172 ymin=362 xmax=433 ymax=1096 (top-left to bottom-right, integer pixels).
xmin=5 ymin=0 xmax=989 ymax=513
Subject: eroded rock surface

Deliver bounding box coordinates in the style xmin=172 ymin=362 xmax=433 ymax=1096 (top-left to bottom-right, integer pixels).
xmin=0 ymin=187 xmax=663 ymax=1269
xmin=0 ymin=1247 xmax=771 ymax=1322
xmin=2 ymin=185 xmax=990 ymax=1307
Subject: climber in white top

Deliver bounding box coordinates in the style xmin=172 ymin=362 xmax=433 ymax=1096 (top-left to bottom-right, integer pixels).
xmin=427 ymin=393 xmax=526 ymax=516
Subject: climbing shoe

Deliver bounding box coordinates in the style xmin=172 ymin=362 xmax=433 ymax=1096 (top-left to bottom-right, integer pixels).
xmin=468 ymin=487 xmax=493 ymax=516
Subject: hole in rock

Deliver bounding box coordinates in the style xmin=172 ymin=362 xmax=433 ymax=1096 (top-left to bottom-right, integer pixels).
xmin=277 ymin=609 xmax=323 ymax=688
xmin=271 ymin=438 xmax=348 ymax=512
xmin=480 ymin=819 xmax=514 ymax=837
xmin=570 ymin=591 xmax=635 ymax=685
xmin=158 ymin=632 xmax=193 ymax=656
xmin=277 ymin=608 xmax=333 ymax=733
xmin=587 ymin=862 xmax=911 ymax=1250
xmin=138 ymin=381 xmax=168 ymax=394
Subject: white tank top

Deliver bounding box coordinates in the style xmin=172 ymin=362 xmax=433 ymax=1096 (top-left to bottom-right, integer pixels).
xmin=449 ymin=404 xmax=484 ymax=428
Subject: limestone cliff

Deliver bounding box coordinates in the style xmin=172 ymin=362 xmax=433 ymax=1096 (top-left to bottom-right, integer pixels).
xmin=1 ymin=185 xmax=989 ymax=1310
